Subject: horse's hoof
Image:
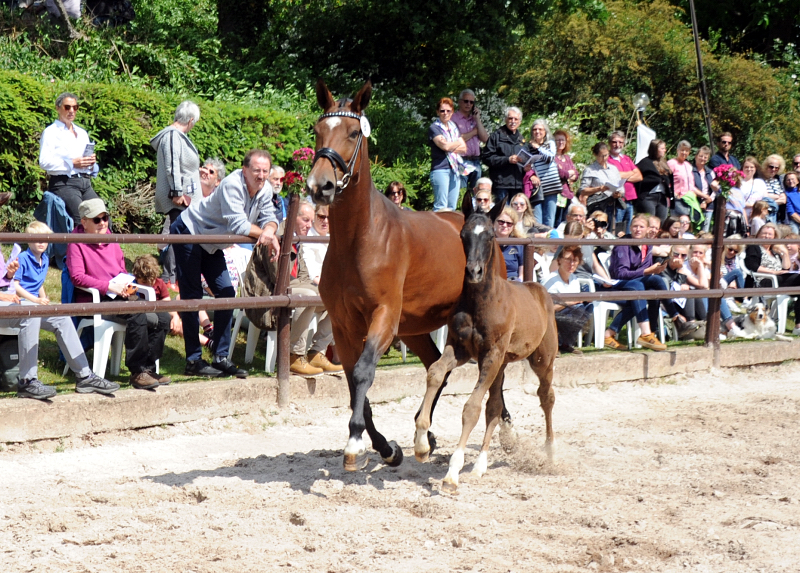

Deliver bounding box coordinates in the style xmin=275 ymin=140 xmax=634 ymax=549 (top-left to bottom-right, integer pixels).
xmin=441 ymin=479 xmax=459 ymax=494
xmin=383 ymin=441 xmax=404 ymax=467
xmin=414 ymin=450 xmax=430 ymax=463
xmin=343 ymin=452 xmax=369 ymax=472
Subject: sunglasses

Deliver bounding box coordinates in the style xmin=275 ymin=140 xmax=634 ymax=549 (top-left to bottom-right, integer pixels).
xmin=62 ymin=104 xmax=79 ymax=111
xmin=727 ymin=247 xmax=738 ymax=253
xmin=460 ymin=99 xmax=475 ymax=104
xmin=476 ymin=197 xmax=490 ymax=203
xmin=316 ymin=214 xmax=329 ymax=221
xmin=720 ymin=140 xmax=732 ymax=145
xmin=794 ymin=162 xmax=800 ymax=167
xmin=92 ymin=214 xmax=109 ymax=224
xmin=673 ymin=253 xmax=688 ymax=259
xmin=496 ymin=220 xmax=514 ymax=227
xmin=594 ymin=221 xmax=608 ymax=228
xmin=438 ymin=109 xmax=452 ymax=114
xmin=511 ymin=202 xmax=526 ymax=207
xmin=388 ymin=191 xmax=402 ymax=197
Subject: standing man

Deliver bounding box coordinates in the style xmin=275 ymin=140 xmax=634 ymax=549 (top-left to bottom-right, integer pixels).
xmin=171 ymin=149 xmax=280 ymax=378
xmin=708 ymin=132 xmax=742 ymax=170
xmin=481 ymin=107 xmax=529 ymax=206
xmin=606 ymin=131 xmax=642 ymax=236
xmin=151 ymin=101 xmax=201 ymax=289
xmin=451 ymin=89 xmax=489 ymax=191
xmin=39 ymin=92 xmax=100 ymax=226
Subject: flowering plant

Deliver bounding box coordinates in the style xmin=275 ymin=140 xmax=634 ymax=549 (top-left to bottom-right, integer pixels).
xmin=712 ymin=164 xmax=742 ymax=199
xmin=282 ymin=147 xmax=315 ymax=195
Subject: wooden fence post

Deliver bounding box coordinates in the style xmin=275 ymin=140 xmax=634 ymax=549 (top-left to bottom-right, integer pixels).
xmin=275 ymin=193 xmax=300 ymax=407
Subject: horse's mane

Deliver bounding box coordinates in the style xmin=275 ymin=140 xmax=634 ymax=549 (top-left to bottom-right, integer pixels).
xmin=335 ymin=97 xmax=352 ymax=109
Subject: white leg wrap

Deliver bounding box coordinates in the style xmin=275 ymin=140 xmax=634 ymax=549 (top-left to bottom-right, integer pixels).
xmin=472 ymin=451 xmax=488 ymax=477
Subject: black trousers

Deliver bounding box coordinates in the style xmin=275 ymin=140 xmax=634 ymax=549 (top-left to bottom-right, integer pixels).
xmin=103 ymin=309 xmax=170 ymax=375
xmin=159 ymin=208 xmax=183 ymax=283
xmin=48 ymin=176 xmax=99 ymax=226
xmin=634 ymin=193 xmax=669 ymax=221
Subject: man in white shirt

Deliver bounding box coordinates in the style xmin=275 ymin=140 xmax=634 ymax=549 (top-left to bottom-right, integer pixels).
xmin=39 ymin=92 xmax=99 ymax=225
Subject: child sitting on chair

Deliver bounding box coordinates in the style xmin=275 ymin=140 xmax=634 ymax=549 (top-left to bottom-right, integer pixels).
xmin=10 ymin=221 xmax=120 ymax=398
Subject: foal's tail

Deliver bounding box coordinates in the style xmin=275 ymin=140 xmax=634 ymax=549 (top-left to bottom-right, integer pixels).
xmin=554 ymin=306 xmax=591 ymax=347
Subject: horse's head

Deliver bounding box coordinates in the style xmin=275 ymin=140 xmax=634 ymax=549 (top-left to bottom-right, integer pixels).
xmin=307 ymin=79 xmax=372 ymax=205
xmin=460 ymin=198 xmax=504 ymax=284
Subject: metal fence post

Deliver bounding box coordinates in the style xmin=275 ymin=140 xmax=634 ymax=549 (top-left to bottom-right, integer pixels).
xmin=275 ymin=193 xmax=300 ymax=407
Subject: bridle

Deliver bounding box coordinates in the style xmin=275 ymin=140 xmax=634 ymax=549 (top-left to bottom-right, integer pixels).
xmin=312 ymin=111 xmax=365 ymax=194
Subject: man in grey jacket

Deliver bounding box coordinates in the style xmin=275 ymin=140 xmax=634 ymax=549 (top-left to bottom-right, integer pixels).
xmin=171 ymin=149 xmax=280 ymax=378
xmin=150 ymin=101 xmax=201 ymax=289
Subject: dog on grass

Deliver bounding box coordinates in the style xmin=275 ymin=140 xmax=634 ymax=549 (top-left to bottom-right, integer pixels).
xmin=733 ymin=301 xmax=793 ymax=341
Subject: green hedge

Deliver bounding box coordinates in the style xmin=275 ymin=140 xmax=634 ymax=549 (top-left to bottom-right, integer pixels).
xmin=0 ymin=69 xmax=314 ymax=231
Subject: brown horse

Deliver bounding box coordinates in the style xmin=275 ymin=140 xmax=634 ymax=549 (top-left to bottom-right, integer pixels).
xmin=306 ymin=80 xmax=505 ymax=470
xmin=414 ymin=197 xmax=558 ymax=492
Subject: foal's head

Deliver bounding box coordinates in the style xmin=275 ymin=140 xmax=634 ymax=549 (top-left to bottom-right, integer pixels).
xmin=307 ymin=79 xmax=372 ymax=206
xmin=460 ymin=190 xmax=505 ymax=284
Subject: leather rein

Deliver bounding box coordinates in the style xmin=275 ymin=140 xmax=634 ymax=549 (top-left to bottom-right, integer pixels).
xmin=312 ymin=111 xmax=366 ymax=195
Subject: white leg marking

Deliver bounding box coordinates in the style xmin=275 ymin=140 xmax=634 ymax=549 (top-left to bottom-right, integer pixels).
xmin=442 ymin=448 xmax=465 ymax=487
xmin=414 ymin=428 xmax=430 ymax=457
xmin=344 ymin=437 xmax=365 ymax=456
xmin=472 ymin=451 xmax=488 ymax=477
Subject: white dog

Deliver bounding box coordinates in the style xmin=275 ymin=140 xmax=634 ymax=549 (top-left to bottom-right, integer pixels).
xmin=734 ymin=301 xmax=793 ymax=342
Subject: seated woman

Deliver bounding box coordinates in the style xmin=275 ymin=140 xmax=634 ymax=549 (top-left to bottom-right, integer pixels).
xmin=66 ymin=199 xmax=171 ymax=390
xmin=544 ymin=245 xmax=591 ymax=354
xmin=608 ymin=214 xmax=692 ymax=343
xmin=510 ymin=192 xmax=536 ymax=234
xmin=495 ymin=207 xmax=525 ymax=281
xmin=743 ymin=223 xmax=800 ymax=332
xmin=549 ymin=221 xmax=611 ymax=284
xmin=384 ymin=181 xmax=411 ymax=210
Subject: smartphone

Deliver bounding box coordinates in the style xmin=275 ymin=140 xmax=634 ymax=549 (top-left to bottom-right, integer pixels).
xmin=83 ymin=142 xmax=96 ymax=157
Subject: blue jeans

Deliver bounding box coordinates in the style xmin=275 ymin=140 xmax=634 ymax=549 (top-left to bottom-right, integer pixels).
xmin=430 ymin=168 xmax=460 ymax=211
xmin=723 ymin=269 xmax=744 ymax=289
xmin=460 ymin=159 xmax=482 ymax=191
xmin=615 ymin=202 xmax=634 ymax=235
xmin=699 ymin=298 xmax=733 ymax=322
xmin=171 ymin=216 xmax=236 ymax=363
xmin=605 ymin=276 xmax=678 ymax=333
xmin=541 ymin=193 xmax=559 ymax=228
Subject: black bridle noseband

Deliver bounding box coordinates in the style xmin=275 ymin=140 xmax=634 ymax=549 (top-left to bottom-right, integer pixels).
xmin=313 ymin=111 xmax=366 ymax=194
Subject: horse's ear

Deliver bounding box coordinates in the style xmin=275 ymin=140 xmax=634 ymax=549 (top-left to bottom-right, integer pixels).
xmin=351 ymin=81 xmax=372 ymax=114
xmin=462 ymin=188 xmax=474 ymax=219
xmin=316 ymin=78 xmax=336 ymax=111
xmin=487 ymin=197 xmax=505 ymax=222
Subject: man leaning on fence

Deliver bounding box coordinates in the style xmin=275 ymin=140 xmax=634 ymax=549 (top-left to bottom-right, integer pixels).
xmin=171 ymin=149 xmax=280 ymax=379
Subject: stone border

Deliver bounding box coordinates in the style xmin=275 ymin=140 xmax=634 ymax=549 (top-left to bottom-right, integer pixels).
xmin=1 ymin=340 xmax=797 ymax=443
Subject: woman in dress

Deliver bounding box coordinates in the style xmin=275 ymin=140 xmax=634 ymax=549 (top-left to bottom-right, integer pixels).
xmin=428 ymin=97 xmax=466 ymax=211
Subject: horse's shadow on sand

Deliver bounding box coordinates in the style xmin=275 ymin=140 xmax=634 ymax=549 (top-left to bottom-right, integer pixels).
xmin=143 ymin=445 xmax=503 ymax=494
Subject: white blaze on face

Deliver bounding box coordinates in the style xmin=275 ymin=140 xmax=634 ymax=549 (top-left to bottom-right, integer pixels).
xmin=473 ymin=224 xmax=485 ymax=236
xmin=324 ymin=117 xmax=342 ymax=130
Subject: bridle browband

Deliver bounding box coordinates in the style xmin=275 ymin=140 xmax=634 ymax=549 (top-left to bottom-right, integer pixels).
xmin=313 ymin=111 xmax=365 ymax=194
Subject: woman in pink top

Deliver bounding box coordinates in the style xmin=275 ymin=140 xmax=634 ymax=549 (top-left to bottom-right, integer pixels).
xmin=667 ymin=140 xmax=700 ymax=219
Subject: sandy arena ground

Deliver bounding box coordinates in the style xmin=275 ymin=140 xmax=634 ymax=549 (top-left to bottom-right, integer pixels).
xmin=2 ymin=362 xmax=800 ymax=572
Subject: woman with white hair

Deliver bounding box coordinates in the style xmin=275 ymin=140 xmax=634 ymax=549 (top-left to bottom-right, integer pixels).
xmin=150 ymin=100 xmax=201 ymax=288
xmin=524 ymin=118 xmax=561 ymax=227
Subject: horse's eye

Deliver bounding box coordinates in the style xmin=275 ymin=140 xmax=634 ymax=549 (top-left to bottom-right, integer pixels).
xmin=349 ymin=130 xmax=360 ymax=139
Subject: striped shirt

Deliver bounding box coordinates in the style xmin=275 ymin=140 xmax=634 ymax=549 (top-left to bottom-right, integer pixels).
xmin=530 ymin=140 xmax=561 ymax=196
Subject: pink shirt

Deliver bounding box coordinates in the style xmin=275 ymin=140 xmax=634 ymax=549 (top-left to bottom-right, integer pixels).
xmin=451 ymin=111 xmax=480 ymax=157
xmin=668 ymin=158 xmax=695 ymax=200
xmin=607 ymin=154 xmax=637 ymax=200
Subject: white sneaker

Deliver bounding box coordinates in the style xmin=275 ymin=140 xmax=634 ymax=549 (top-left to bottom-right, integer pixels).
xmin=725 ymin=298 xmax=744 ymax=314
xmin=720 ymin=278 xmax=729 ymax=289
xmin=792 ymin=327 xmax=800 ymax=336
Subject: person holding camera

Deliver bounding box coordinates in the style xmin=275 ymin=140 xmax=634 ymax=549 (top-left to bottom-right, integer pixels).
xmin=39 ymin=92 xmax=100 ymax=226
xmin=452 ymin=89 xmax=489 ymax=191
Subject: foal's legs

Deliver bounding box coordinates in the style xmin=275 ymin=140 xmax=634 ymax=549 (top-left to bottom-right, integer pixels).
xmin=529 ymin=318 xmax=558 ymax=460
xmin=472 ymin=366 xmax=507 ymax=478
xmin=413 ymin=343 xmax=461 ymax=461
xmin=442 ymin=350 xmax=506 ymax=493
xmin=344 ymin=305 xmax=402 ymax=471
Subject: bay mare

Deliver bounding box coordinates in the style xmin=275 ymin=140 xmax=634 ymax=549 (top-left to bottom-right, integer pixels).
xmin=306 ymin=79 xmax=505 ymax=470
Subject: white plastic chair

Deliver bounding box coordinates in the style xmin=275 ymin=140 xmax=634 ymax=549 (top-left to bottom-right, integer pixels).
xmin=399 ymin=326 xmax=448 ymax=362
xmin=230 ymin=311 xmax=318 ymax=374
xmin=64 ymin=285 xmax=156 ymax=379
xmin=739 ymin=252 xmax=791 ymax=333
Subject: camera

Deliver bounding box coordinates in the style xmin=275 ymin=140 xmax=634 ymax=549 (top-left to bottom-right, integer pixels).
xmin=471 ymin=108 xmax=478 ymax=116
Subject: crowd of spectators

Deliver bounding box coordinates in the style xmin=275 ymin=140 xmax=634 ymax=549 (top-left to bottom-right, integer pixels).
xmin=9 ymin=89 xmax=800 ymax=399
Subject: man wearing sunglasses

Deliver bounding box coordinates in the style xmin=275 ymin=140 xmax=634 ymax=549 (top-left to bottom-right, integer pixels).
xmin=451 ymin=89 xmax=489 ymax=191
xmin=708 ymin=131 xmax=742 ymax=170
xmin=151 ymin=100 xmax=202 ymax=289
xmin=39 ymin=92 xmax=100 ymax=226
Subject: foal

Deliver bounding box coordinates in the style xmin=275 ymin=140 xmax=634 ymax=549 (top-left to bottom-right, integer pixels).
xmin=413 ymin=201 xmax=558 ymax=492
